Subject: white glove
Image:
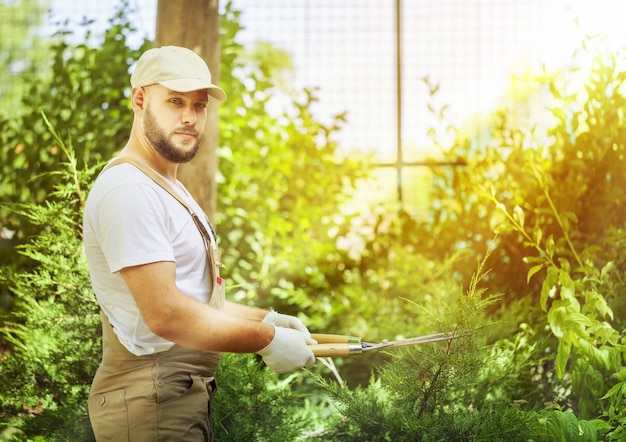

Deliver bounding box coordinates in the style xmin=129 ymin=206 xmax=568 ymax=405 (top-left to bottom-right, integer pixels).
xmin=257 ymin=326 xmax=316 ymax=374
xmin=262 ymin=311 xmax=317 ymax=344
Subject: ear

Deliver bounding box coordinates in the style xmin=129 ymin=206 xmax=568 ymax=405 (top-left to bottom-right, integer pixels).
xmin=131 ymin=87 xmax=147 ymax=115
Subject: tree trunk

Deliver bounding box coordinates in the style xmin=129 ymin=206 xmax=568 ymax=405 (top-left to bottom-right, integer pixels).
xmin=155 ymin=0 xmax=221 ymax=222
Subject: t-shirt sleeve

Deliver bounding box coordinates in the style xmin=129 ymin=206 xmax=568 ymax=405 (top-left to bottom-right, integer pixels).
xmin=94 ymin=181 xmax=175 ymax=273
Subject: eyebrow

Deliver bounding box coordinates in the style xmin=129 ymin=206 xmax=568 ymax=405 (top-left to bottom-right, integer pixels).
xmin=166 ymin=91 xmax=209 ymax=103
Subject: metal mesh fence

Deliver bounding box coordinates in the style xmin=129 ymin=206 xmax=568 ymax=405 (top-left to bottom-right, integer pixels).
xmin=1 ymin=0 xmax=617 ymax=213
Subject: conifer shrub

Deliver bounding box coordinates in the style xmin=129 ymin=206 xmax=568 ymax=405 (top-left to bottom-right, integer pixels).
xmin=212 ymin=352 xmax=313 ymax=441
xmin=316 ymin=255 xmax=602 ymax=441
xmin=0 ymin=117 xmax=100 ymax=440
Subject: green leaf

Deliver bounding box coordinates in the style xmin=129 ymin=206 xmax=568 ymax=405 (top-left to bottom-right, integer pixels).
xmin=527 ymin=264 xmax=544 ymax=284
xmin=522 ymin=255 xmax=545 ymax=264
xmin=558 ymin=270 xmax=576 ymax=301
xmin=600 ymin=261 xmax=616 ymax=280
xmin=589 ymin=322 xmax=619 ymax=345
xmin=601 ymin=382 xmax=626 ymax=401
xmin=589 ymin=418 xmax=613 ymax=432
xmin=578 ymin=339 xmax=610 ymax=370
xmin=548 ymin=305 xmax=567 ymax=338
xmin=541 ymin=266 xmax=559 ymax=312
xmin=585 ymin=291 xmax=614 ymax=320
xmin=513 ymin=205 xmax=525 ymax=227
xmin=533 ymin=225 xmax=543 ymax=245
xmin=542 ymin=412 xmax=566 ymax=441
xmin=568 ymin=312 xmax=592 ymax=327
xmin=556 ymin=338 xmax=571 ymax=379
xmin=557 ymin=411 xmax=584 ymax=442
xmin=546 ymin=235 xmax=556 ymax=259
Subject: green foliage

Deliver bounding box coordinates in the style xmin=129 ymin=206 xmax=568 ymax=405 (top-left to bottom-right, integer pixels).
xmin=0 ymin=0 xmax=51 ymax=113
xmin=0 ymin=1 xmax=150 ymax=262
xmin=418 ymin=39 xmax=626 ymax=312
xmin=217 ymin=3 xmax=367 ymax=325
xmin=212 ymin=353 xmax=312 ymax=441
xmin=319 ymin=257 xmax=523 ymax=441
xmin=319 ymin=259 xmax=601 ymax=441
xmin=0 ymin=116 xmax=100 ymax=441
xmin=531 ymin=410 xmax=601 ymax=442
xmin=371 ymin=35 xmax=626 ymax=439
xmin=295 ymin=32 xmax=626 ymax=442
xmin=490 ymin=183 xmax=626 ymax=438
xmin=470 ymin=323 xmax=562 ymax=411
xmin=450 ymin=38 xmax=626 ymax=439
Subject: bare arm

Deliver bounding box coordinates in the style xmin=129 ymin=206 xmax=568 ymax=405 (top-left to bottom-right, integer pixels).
xmin=120 ymin=261 xmax=274 ymax=353
xmin=222 ymin=300 xmax=268 ymax=322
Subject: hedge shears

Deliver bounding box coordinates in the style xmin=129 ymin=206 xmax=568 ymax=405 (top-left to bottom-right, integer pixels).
xmin=309 ymin=331 xmax=470 ymax=358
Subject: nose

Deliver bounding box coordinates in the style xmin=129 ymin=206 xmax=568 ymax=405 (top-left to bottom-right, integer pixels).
xmin=181 ymin=104 xmax=198 ymax=126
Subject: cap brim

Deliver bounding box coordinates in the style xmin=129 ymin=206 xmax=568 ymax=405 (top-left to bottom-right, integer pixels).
xmin=158 ymin=79 xmax=227 ymax=102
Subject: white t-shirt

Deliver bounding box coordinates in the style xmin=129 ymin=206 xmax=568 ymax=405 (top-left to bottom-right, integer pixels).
xmin=83 ymin=162 xmax=215 ymax=355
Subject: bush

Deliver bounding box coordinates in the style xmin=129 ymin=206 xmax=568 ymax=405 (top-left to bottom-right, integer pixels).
xmin=318 ymin=257 xmax=601 ymax=441
xmin=212 ymin=353 xmax=312 ymax=441
xmin=0 ymin=118 xmax=100 ymax=440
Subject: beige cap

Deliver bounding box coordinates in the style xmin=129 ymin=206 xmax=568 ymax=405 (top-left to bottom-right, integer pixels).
xmin=130 ymin=46 xmax=226 ymax=102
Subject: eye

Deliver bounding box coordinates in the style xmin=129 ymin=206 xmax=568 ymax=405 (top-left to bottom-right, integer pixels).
xmin=169 ymin=98 xmax=183 ymax=105
xmin=195 ymin=102 xmax=208 ymax=110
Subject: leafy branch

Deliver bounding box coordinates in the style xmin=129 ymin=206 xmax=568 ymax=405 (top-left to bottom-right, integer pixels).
xmin=40 ymin=111 xmax=84 ymax=207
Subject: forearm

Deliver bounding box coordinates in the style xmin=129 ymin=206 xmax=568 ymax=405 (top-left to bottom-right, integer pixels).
xmin=156 ymin=295 xmax=274 ymax=353
xmin=150 ymin=295 xmax=317 ymax=374
xmin=222 ymin=300 xmax=268 ymax=322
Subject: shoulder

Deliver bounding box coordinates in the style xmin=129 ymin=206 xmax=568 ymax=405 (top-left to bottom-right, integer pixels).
xmin=88 ymin=163 xmax=163 ymax=201
xmin=96 ymin=162 xmax=151 ymax=187
xmin=85 ymin=163 xmax=173 ymax=220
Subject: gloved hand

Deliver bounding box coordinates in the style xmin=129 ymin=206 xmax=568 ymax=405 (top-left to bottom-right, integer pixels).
xmin=262 ymin=311 xmax=317 ymax=344
xmin=257 ymin=326 xmax=316 ymax=374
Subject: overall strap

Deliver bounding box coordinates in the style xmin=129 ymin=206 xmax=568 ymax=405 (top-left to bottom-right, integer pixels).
xmin=102 ymin=157 xmax=217 ymax=244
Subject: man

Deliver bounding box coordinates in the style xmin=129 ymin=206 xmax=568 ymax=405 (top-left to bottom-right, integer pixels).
xmin=83 ymin=45 xmax=316 ymax=441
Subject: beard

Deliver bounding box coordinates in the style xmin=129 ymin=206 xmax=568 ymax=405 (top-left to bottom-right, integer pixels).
xmin=143 ymin=106 xmax=201 ymax=163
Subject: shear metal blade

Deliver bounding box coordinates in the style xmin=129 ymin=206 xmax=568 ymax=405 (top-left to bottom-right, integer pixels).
xmin=363 ymin=332 xmax=470 ymax=351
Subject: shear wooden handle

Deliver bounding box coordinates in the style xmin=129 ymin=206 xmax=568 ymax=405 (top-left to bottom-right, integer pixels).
xmin=311 ymin=333 xmax=361 ymax=344
xmin=309 ymin=343 xmax=363 ymax=358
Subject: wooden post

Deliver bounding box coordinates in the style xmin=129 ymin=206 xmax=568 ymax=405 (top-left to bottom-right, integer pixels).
xmin=155 ymin=0 xmax=221 ymax=222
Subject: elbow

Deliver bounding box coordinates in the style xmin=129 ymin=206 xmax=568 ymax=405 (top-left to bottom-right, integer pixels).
xmin=147 ymin=319 xmax=173 ymax=340
xmin=143 ymin=310 xmax=180 ymax=341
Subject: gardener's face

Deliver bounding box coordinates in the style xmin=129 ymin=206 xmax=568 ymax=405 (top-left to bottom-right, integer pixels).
xmin=141 ymin=85 xmax=208 ymax=163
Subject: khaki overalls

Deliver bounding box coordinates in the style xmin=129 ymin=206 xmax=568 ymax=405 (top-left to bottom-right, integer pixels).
xmin=88 ymin=314 xmax=222 ymax=441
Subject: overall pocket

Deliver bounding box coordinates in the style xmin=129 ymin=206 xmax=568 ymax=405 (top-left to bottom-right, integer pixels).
xmin=155 ymin=373 xmax=217 ymax=441
xmin=88 ymin=388 xmax=129 ymax=442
